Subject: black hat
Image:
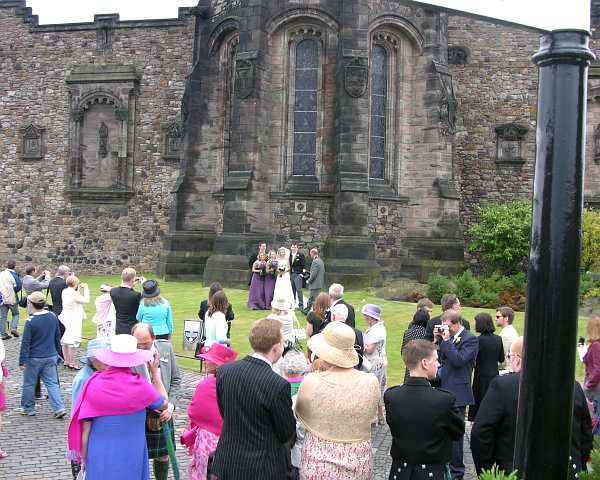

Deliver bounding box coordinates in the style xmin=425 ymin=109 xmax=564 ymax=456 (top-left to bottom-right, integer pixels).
xmin=141 ymin=279 xmax=160 ymax=298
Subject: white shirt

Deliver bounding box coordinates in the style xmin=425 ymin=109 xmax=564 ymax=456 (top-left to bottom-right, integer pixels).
xmin=251 ymin=352 xmax=273 ymax=368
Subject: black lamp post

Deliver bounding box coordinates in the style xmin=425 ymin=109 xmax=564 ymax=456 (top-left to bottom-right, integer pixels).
xmin=514 ymin=30 xmax=595 ymax=479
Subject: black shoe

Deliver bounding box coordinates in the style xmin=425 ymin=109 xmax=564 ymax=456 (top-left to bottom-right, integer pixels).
xmin=10 ymin=330 xmax=19 ymax=338
xmin=0 ymin=334 xmax=10 ymax=341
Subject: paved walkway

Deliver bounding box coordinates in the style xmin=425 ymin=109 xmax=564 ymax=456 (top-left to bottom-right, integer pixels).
xmin=0 ymin=337 xmax=476 ymax=479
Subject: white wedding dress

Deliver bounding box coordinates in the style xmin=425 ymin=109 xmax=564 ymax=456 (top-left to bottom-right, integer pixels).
xmin=273 ymin=253 xmax=296 ymax=309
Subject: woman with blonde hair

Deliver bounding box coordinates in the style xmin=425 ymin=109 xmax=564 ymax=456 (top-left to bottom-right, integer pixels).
xmin=59 ymin=275 xmax=89 ymax=370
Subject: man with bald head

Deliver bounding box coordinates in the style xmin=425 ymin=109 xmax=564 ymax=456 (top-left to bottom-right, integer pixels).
xmin=132 ymin=323 xmax=182 ymax=480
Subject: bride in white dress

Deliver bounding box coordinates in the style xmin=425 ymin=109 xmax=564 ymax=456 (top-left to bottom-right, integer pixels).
xmin=273 ymin=246 xmax=296 ymax=309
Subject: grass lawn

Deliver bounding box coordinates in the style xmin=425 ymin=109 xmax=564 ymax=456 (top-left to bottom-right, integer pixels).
xmin=55 ymin=275 xmax=587 ymax=386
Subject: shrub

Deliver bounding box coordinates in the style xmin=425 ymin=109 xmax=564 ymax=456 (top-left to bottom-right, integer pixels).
xmin=426 ymin=273 xmax=454 ymax=304
xmin=453 ymin=270 xmax=481 ymax=304
xmin=479 ymin=289 xmax=500 ymax=307
xmin=480 ymin=273 xmax=513 ymax=296
xmin=468 ymin=200 xmax=532 ymax=275
xmin=582 ymin=208 xmax=600 ymax=272
xmin=584 ymin=287 xmax=600 ymax=300
xmin=509 ymin=272 xmax=527 ymax=294
xmin=479 ymin=466 xmax=518 ymax=480
xmin=579 ymin=436 xmax=600 ymax=480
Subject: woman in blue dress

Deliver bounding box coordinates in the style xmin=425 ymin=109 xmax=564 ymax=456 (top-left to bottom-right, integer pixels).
xmin=68 ymin=334 xmax=169 ymax=480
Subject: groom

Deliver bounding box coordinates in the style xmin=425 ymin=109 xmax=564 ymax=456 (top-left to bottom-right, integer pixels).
xmin=289 ymin=242 xmax=305 ymax=310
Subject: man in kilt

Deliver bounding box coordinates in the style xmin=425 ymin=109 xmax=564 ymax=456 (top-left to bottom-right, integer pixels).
xmin=132 ymin=323 xmax=182 ymax=480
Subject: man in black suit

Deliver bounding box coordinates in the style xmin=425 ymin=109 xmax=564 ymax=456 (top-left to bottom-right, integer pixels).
xmin=438 ymin=310 xmax=479 ymax=480
xmin=385 ymin=339 xmax=465 ymax=480
xmin=289 ymin=242 xmax=306 ymax=310
xmin=471 ymin=337 xmax=592 ymax=478
xmin=213 ymin=317 xmax=296 ymax=479
xmin=326 ymin=283 xmax=356 ymax=328
xmin=47 ymin=265 xmax=71 ymax=317
xmin=248 ymin=242 xmax=267 ymax=286
xmin=110 ymin=267 xmax=143 ymax=335
xmin=425 ymin=294 xmax=470 ymax=341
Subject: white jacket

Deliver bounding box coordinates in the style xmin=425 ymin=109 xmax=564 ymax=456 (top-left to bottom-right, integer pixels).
xmin=0 ymin=269 xmax=17 ymax=305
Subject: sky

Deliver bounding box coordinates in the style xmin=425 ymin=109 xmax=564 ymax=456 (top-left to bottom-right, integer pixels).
xmin=27 ymin=0 xmax=591 ymax=32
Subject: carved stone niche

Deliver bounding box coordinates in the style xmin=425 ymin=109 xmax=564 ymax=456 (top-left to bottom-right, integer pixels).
xmin=21 ymin=123 xmax=45 ymax=160
xmin=448 ymin=46 xmax=469 ymax=65
xmin=495 ymin=123 xmax=529 ymax=164
xmin=161 ymin=121 xmax=183 ymax=161
xmin=66 ymin=65 xmax=140 ymax=203
xmin=593 ymin=124 xmax=600 ymax=165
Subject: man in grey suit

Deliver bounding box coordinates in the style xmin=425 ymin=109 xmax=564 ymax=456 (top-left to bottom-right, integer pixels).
xmin=302 ymin=248 xmax=325 ymax=314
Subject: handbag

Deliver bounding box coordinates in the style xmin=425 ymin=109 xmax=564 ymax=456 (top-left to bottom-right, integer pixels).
xmin=18 ymin=291 xmax=27 ymax=309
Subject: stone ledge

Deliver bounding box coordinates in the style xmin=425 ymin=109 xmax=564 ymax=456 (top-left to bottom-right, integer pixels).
xmin=270 ymin=191 xmax=333 ymax=201
xmin=66 ymin=65 xmax=140 ymax=84
xmin=65 ymin=188 xmax=135 ymax=204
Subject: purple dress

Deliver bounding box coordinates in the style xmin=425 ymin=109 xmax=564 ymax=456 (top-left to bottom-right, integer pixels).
xmin=248 ymin=261 xmax=266 ymax=310
xmin=264 ymin=260 xmax=277 ymax=309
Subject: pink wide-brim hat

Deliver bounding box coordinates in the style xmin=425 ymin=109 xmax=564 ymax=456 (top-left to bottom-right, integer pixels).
xmin=95 ymin=347 xmax=153 ymax=368
xmin=197 ymin=343 xmax=238 ymax=366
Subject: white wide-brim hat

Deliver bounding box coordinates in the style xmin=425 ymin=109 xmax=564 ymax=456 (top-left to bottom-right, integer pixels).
xmin=271 ymin=298 xmax=292 ymax=311
xmin=307 ymin=321 xmax=359 ymax=369
xmin=94 ymin=334 xmax=153 ymax=368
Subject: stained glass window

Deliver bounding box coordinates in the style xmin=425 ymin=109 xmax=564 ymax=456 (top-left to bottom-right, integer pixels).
xmin=293 ymin=39 xmax=319 ymax=176
xmin=370 ymin=45 xmax=388 ymax=180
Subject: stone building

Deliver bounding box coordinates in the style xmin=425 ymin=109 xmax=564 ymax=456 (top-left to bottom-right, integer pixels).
xmin=1 ymin=0 xmax=599 ymax=286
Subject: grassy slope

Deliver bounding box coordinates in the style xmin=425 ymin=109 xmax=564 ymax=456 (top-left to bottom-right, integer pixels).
xmin=64 ymin=275 xmax=586 ymax=386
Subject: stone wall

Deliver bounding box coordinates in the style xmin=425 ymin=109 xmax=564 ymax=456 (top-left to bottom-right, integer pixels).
xmin=0 ymin=2 xmax=194 ymax=274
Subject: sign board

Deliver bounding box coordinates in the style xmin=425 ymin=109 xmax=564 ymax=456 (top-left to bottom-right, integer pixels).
xmin=182 ymin=320 xmax=201 ymax=351
xmin=411 ymin=0 xmax=591 ymax=32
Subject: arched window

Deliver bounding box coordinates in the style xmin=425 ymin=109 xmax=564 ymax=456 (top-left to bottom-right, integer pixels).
xmin=223 ymin=35 xmax=239 ymax=174
xmin=369 ymin=45 xmax=388 ymax=180
xmin=292 ymin=39 xmax=320 ymax=176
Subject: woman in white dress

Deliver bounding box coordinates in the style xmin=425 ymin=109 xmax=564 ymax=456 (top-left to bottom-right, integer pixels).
xmin=273 ymin=247 xmax=296 ymax=309
xmin=59 ymin=275 xmax=90 ymax=370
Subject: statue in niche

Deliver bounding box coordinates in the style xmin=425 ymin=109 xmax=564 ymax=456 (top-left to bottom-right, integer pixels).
xmin=98 ymin=122 xmax=109 ymax=158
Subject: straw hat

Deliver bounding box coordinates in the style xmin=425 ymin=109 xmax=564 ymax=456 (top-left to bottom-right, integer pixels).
xmin=94 ymin=334 xmax=153 ymax=368
xmin=307 ymin=321 xmax=359 ymax=368
xmin=271 ymin=297 xmax=292 ymax=311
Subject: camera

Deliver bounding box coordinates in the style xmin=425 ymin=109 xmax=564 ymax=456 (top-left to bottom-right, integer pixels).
xmin=433 ymin=324 xmax=449 ymax=335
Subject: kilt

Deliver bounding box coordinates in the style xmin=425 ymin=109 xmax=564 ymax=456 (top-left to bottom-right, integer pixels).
xmin=146 ymin=415 xmax=176 ymax=459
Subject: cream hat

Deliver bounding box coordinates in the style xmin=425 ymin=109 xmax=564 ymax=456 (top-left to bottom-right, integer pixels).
xmin=271 ymin=297 xmax=292 ymax=311
xmin=307 ymin=321 xmax=359 ymax=368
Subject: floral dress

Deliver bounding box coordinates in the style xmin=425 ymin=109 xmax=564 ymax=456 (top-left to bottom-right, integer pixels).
xmin=364 ymin=322 xmax=388 ymax=402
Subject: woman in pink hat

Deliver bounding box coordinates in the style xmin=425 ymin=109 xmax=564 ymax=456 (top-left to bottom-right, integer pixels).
xmin=67 ymin=334 xmax=169 ymax=480
xmin=184 ymin=343 xmax=238 ymax=480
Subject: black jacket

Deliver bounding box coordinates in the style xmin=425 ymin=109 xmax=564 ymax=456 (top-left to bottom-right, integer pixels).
xmin=214 ymin=356 xmax=296 ymax=480
xmin=470 ymin=373 xmax=592 ymax=477
xmin=48 ymin=276 xmax=67 ymax=316
xmin=425 ymin=314 xmax=471 ymax=341
xmin=325 ymin=298 xmax=356 ymax=329
xmin=289 ymin=251 xmax=306 ymax=274
xmin=198 ymin=299 xmax=234 ymax=323
xmin=110 ymin=286 xmax=142 ymax=335
xmin=384 ymin=377 xmax=465 ymax=466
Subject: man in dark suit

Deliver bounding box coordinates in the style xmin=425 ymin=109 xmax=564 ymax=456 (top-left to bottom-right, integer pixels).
xmin=326 ymin=283 xmax=356 ymax=328
xmin=471 ymin=337 xmax=592 ymax=478
xmin=248 ymin=242 xmax=267 ymax=286
xmin=289 ymin=242 xmax=306 ymax=310
xmin=213 ymin=317 xmax=296 ymax=479
xmin=385 ymin=339 xmax=465 ymax=480
xmin=438 ymin=310 xmax=479 ymax=479
xmin=110 ymin=267 xmax=143 ymax=335
xmin=48 ymin=265 xmax=71 ymax=330
xmin=425 ymin=294 xmax=470 ymax=341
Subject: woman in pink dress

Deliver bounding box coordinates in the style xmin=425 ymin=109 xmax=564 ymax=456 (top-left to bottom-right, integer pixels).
xmin=184 ymin=343 xmax=238 ymax=480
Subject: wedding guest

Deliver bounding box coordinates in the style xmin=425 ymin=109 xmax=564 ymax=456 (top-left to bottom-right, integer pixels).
xmin=303 ymin=248 xmax=325 ymax=314
xmin=296 ymin=322 xmax=379 ymax=479
xmin=0 ymin=259 xmax=21 ymax=339
xmin=22 ymin=266 xmax=50 ymax=316
xmin=268 ymin=297 xmax=298 ymax=347
xmin=289 ymin=242 xmax=306 ymax=311
xmin=469 ymin=313 xmax=505 ymax=421
xmin=198 ymin=282 xmax=234 ymax=337
xmin=362 ymin=304 xmax=387 ymax=425
xmin=305 ymin=292 xmax=330 ymax=339
xmin=401 ymin=309 xmax=430 ymax=382
xmin=67 ymin=334 xmax=169 ymax=479
xmin=59 ymin=275 xmax=90 ymax=370
xmin=204 ymin=290 xmax=230 ymax=347
xmin=92 ymin=285 xmax=116 ymax=338
xmin=496 ymin=307 xmax=519 ymax=370
xmin=264 ymin=250 xmax=278 ymax=309
xmin=248 ymin=253 xmax=267 ymax=310
xmin=583 ymin=315 xmax=600 ymax=410
xmin=136 ymin=280 xmax=173 ymax=340
xmin=111 ymin=267 xmax=143 ymax=335
xmin=185 ymin=343 xmax=238 ymax=480
xmin=248 ymin=242 xmax=267 ymax=286
xmin=0 ymin=336 xmax=6 ymax=459
xmin=331 ymin=303 xmax=364 ymax=371
xmin=48 ymin=265 xmax=71 ymax=317
xmin=326 ymin=283 xmax=355 ymax=328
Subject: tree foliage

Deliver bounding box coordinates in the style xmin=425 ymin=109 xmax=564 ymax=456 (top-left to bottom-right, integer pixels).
xmin=582 ymin=208 xmax=600 ymax=272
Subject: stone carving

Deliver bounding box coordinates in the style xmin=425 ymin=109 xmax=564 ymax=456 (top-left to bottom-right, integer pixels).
xmin=495 ymin=122 xmax=528 ymax=164
xmin=162 ymin=121 xmax=183 ymax=161
xmin=98 ymin=122 xmax=109 ymax=158
xmin=433 ymin=62 xmax=457 ymax=135
xmin=234 ymin=59 xmax=254 ymax=99
xmin=448 ymin=46 xmax=469 ymax=65
xmin=95 ymin=14 xmax=118 ymax=53
xmin=21 ymin=123 xmax=45 ymax=160
xmin=344 ymin=57 xmax=369 ymax=98
xmin=594 ymin=125 xmax=600 ymax=164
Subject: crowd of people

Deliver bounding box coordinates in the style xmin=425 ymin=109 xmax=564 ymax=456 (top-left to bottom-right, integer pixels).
xmin=0 ymin=256 xmax=597 ymax=480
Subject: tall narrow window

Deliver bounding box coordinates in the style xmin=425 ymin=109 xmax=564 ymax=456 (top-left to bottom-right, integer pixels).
xmin=370 ymin=45 xmax=388 ymax=180
xmin=293 ymin=39 xmax=319 ymax=176
xmin=224 ymin=37 xmax=238 ymax=173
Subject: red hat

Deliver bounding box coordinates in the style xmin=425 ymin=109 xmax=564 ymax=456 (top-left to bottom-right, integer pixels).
xmin=196 ymin=343 xmax=238 ymax=366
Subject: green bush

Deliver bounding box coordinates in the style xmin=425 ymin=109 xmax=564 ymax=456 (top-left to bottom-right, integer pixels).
xmin=582 ymin=208 xmax=600 ymax=272
xmin=479 ymin=289 xmax=500 ymax=307
xmin=479 ymin=466 xmax=518 ymax=480
xmin=509 ymin=272 xmax=527 ymax=294
xmin=426 ymin=273 xmax=455 ymax=304
xmin=468 ymin=200 xmax=532 ymax=275
xmin=480 ymin=273 xmax=513 ymax=296
xmin=584 ymin=287 xmax=600 ymax=300
xmin=453 ymin=270 xmax=481 ymax=304
xmin=579 ymin=436 xmax=600 ymax=480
